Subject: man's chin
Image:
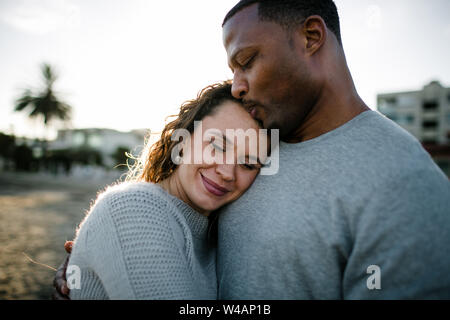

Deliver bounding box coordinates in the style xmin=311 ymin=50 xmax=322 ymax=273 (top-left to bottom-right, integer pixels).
xmin=266 ymin=120 xmax=281 ymax=133
xmin=268 ymin=122 xmax=293 ymax=141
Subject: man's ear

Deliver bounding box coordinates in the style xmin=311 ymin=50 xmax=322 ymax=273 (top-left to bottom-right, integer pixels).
xmin=301 ymin=15 xmax=327 ymax=55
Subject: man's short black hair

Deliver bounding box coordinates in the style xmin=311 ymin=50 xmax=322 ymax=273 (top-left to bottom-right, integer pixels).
xmin=222 ymin=0 xmax=342 ymax=45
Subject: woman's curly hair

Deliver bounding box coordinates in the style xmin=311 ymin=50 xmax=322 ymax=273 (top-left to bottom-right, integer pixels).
xmin=127 ymin=81 xmax=241 ymax=183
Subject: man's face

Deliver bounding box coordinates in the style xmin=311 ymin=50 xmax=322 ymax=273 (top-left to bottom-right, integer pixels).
xmin=223 ymin=4 xmax=318 ymax=139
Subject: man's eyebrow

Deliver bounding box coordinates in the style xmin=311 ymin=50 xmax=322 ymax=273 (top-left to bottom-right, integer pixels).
xmin=229 ymin=46 xmax=257 ymax=67
xmin=230 ymin=49 xmax=240 ymax=63
xmin=229 ymin=46 xmax=250 ymax=66
xmin=228 ymin=49 xmax=241 ymax=70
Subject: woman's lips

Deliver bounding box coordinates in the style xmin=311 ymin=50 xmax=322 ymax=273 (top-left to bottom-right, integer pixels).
xmin=201 ymin=174 xmax=229 ymax=197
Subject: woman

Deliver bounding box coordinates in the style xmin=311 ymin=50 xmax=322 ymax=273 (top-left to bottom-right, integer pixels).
xmin=66 ymin=82 xmax=269 ymax=299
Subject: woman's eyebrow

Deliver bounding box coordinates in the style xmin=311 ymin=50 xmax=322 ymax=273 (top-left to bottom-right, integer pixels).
xmin=222 ymin=133 xmax=233 ymax=146
xmin=220 ymin=132 xmax=265 ymax=165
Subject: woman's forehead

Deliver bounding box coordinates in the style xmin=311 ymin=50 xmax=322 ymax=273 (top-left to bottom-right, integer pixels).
xmin=202 ymin=101 xmax=259 ymax=131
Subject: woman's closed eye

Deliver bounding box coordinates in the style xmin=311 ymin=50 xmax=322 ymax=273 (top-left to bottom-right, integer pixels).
xmin=238 ymin=157 xmax=262 ymax=170
xmin=241 ymin=163 xmax=259 ymax=170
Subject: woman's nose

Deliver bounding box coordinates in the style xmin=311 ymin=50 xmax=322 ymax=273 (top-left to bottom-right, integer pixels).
xmin=215 ymin=164 xmax=235 ymax=182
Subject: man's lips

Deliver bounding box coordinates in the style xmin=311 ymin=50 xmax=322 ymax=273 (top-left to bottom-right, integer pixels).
xmin=249 ymin=106 xmax=257 ymax=119
xmin=243 ymin=102 xmax=264 ymax=126
xmin=243 ymin=102 xmax=257 ymax=116
xmin=200 ymin=174 xmax=230 ymax=197
xmin=248 ymin=106 xmax=264 ymax=127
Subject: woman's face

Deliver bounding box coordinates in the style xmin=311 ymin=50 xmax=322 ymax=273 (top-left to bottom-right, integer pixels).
xmin=173 ymin=100 xmax=268 ymax=215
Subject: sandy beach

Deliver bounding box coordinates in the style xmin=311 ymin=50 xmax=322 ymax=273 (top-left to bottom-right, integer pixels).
xmin=0 ymin=171 xmax=121 ymax=300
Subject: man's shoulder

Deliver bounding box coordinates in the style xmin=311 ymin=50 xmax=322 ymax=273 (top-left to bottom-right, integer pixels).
xmin=354 ymin=111 xmax=441 ymax=172
xmin=282 ymin=110 xmax=425 ymax=159
xmin=273 ymin=110 xmax=447 ymax=196
xmin=342 ymin=110 xmax=422 ymax=150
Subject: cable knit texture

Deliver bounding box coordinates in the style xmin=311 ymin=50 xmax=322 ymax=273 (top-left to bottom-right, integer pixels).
xmin=68 ymin=182 xmax=217 ymax=300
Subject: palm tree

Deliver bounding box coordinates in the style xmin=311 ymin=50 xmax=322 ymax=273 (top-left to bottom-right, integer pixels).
xmin=14 ymin=63 xmax=72 ymax=130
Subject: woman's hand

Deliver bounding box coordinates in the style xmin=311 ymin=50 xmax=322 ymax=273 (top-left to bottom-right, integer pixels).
xmin=51 ymin=241 xmax=73 ymax=300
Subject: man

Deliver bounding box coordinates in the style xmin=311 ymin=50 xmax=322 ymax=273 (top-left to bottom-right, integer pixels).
xmin=54 ymin=0 xmax=450 ymax=299
xmin=216 ymin=0 xmax=450 ymax=299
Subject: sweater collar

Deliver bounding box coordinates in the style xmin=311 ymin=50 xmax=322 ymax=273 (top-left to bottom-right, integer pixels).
xmin=153 ymin=183 xmax=210 ymax=238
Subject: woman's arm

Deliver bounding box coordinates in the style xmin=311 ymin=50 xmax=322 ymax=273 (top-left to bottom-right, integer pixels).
xmin=68 ymin=183 xmax=198 ymax=300
xmin=68 ymin=192 xmax=135 ymax=299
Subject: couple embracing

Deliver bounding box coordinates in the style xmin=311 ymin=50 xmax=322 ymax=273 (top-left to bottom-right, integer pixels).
xmin=53 ymin=0 xmax=450 ymax=300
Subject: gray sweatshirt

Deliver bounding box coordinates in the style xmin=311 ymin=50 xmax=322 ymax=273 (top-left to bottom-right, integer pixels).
xmin=217 ymin=110 xmax=450 ymax=299
xmin=68 ymin=182 xmax=216 ymax=299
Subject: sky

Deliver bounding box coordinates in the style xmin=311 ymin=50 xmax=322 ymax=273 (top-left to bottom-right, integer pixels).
xmin=1 ymin=0 xmax=449 ymax=139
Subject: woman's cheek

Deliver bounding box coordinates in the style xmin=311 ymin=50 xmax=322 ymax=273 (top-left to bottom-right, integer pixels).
xmin=237 ymin=170 xmax=256 ymax=193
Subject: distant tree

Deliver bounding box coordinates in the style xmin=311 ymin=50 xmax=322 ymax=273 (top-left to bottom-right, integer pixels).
xmin=0 ymin=132 xmax=16 ymax=170
xmin=14 ymin=63 xmax=72 ymax=131
xmin=0 ymin=132 xmax=15 ymax=159
xmin=13 ymin=144 xmax=34 ymax=171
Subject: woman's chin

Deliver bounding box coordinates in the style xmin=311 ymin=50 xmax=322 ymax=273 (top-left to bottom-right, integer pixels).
xmin=193 ymin=178 xmax=226 ymax=212
xmin=197 ymin=200 xmax=221 ymax=213
xmin=194 ymin=195 xmax=226 ymax=213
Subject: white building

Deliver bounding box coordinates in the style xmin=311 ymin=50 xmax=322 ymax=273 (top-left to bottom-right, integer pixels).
xmin=377 ymin=81 xmax=450 ymax=176
xmin=49 ymin=128 xmax=148 ymax=167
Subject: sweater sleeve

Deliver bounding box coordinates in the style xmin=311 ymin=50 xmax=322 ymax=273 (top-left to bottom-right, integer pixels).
xmin=69 ymin=183 xmax=197 ymax=300
xmin=68 ymin=191 xmax=135 ymax=299
xmin=342 ymin=167 xmax=450 ymax=299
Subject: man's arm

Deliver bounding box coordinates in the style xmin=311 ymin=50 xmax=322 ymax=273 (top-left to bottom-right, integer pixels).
xmin=343 ymin=167 xmax=450 ymax=299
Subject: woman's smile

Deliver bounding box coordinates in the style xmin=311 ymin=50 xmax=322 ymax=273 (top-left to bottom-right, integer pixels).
xmin=200 ymin=173 xmax=230 ymax=197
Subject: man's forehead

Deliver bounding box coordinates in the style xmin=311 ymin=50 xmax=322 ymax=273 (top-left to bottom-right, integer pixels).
xmin=222 ymin=3 xmax=260 ymax=49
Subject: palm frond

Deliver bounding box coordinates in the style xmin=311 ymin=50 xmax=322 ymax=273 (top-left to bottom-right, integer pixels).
xmin=14 ymin=89 xmax=36 ymax=111
xmin=13 ymin=63 xmax=72 ymax=127
xmin=41 ymin=63 xmax=58 ymax=87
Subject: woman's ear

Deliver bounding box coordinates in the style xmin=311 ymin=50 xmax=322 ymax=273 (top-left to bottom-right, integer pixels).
xmin=301 ymin=15 xmax=327 ymax=55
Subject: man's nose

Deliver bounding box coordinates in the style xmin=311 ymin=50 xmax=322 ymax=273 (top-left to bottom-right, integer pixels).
xmin=231 ymin=73 xmax=248 ymax=99
xmin=215 ymin=164 xmax=235 ymax=182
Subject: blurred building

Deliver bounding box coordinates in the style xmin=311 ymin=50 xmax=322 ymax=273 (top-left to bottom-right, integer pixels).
xmin=50 ymin=128 xmax=148 ymax=167
xmin=377 ymin=81 xmax=450 ymax=176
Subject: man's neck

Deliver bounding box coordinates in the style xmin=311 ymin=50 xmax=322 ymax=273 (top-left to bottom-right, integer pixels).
xmin=285 ymin=83 xmax=370 ymax=144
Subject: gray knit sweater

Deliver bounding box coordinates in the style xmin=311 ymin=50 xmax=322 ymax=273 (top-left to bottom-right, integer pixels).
xmin=67 ymin=182 xmax=217 ymax=299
